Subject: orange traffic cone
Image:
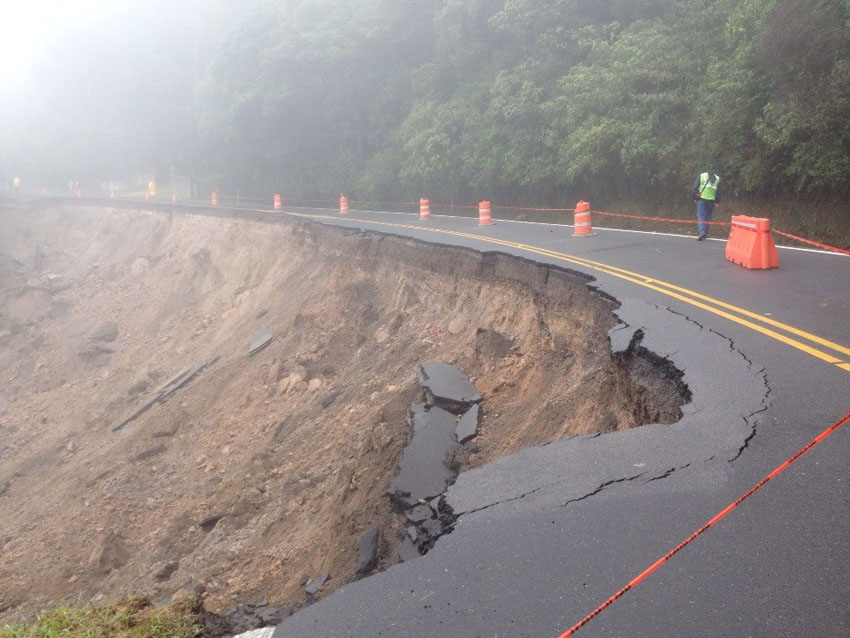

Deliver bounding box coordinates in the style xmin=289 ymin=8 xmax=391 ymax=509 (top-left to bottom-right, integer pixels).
xmin=571 ymin=201 xmax=596 ymax=237
xmin=478 ymin=201 xmax=494 ymax=226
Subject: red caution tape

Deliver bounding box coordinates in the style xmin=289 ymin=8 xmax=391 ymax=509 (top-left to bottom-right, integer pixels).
xmin=592 ymin=208 xmax=731 ymax=226
xmin=772 ymin=230 xmax=850 ymax=256
xmin=557 ymin=411 xmax=850 ymax=638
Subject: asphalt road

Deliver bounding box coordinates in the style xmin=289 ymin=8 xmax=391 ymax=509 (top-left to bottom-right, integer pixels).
xmin=32 ymin=198 xmax=850 ymax=637
xmin=260 ymin=206 xmax=850 ymax=638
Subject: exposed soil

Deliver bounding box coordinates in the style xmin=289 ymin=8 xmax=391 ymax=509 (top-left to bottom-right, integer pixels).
xmin=0 ymin=203 xmax=688 ymax=626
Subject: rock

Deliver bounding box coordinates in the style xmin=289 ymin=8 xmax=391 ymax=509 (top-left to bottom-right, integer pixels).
xmin=66 ymin=440 xmax=77 ymax=454
xmin=319 ymin=391 xmax=340 ymax=409
xmin=89 ymin=322 xmax=118 ymax=343
xmin=307 ymin=378 xmax=323 ymax=392
xmin=172 ymin=583 xmax=205 ymax=603
xmin=474 ymin=329 xmax=515 ymax=359
xmin=199 ymin=514 xmax=223 ymax=532
xmin=356 ymin=527 xmax=380 ymax=578
xmin=127 ymin=378 xmax=150 ymax=397
xmin=419 ymin=362 xmax=481 ymax=413
xmin=304 ymin=573 xmax=329 ymax=596
xmin=447 ymin=318 xmax=465 ymax=335
xmin=152 ymin=422 xmax=180 ymax=438
xmin=132 ymin=444 xmax=167 ymax=462
xmin=220 ymin=603 xmax=289 ymax=634
xmin=456 ymin=404 xmax=480 ymax=443
xmin=152 ymin=560 xmax=179 ymax=581
xmin=89 ymin=533 xmax=129 ymax=574
xmin=267 ymin=361 xmax=282 ymax=383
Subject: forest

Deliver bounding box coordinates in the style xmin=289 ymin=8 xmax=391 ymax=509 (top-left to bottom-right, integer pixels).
xmin=2 ymin=0 xmax=850 ymax=220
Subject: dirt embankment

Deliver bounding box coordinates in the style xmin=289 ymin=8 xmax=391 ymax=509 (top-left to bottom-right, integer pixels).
xmin=0 ymin=204 xmax=687 ymax=624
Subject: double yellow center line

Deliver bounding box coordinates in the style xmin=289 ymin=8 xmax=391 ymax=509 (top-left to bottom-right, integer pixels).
xmin=288 ymin=211 xmax=850 ymax=374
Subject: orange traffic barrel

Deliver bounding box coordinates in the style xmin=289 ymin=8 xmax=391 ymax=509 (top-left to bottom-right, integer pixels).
xmin=340 ymin=194 xmax=349 ymax=214
xmin=478 ymin=201 xmax=494 ymax=226
xmin=274 ymin=193 xmax=282 ymax=210
xmin=211 ymin=191 xmax=219 ymax=207
xmin=572 ymin=200 xmax=596 ymax=237
xmin=419 ymin=198 xmax=431 ymax=220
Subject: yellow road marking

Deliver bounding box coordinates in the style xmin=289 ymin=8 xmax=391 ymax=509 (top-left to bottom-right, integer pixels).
xmin=285 ymin=211 xmax=850 ymax=372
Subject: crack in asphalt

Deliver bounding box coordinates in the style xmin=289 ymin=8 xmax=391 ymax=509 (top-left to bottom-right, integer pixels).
xmin=558 ymin=472 xmax=647 ymax=508
xmin=457 ymin=477 xmax=572 ymax=517
xmin=650 ymin=304 xmax=774 ymax=464
xmin=729 ymin=366 xmax=772 ymax=462
xmin=643 ymin=463 xmax=691 ymax=483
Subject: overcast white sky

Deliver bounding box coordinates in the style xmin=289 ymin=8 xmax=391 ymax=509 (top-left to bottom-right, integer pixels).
xmin=0 ymin=0 xmax=115 ymax=84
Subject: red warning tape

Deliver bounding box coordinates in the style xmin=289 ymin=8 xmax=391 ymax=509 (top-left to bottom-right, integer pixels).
xmin=772 ymin=230 xmax=850 ymax=256
xmin=592 ymin=208 xmax=731 ymax=226
xmin=557 ymin=410 xmax=850 ymax=638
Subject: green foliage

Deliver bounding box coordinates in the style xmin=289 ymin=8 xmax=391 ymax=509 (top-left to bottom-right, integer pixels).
xmin=0 ymin=596 xmax=203 ymax=638
xmin=4 ymin=0 xmax=850 ymax=203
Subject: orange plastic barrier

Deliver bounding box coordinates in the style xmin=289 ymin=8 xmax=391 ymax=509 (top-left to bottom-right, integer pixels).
xmin=478 ymin=200 xmax=493 ymax=226
xmin=274 ymin=193 xmax=282 ymax=210
xmin=211 ymin=191 xmax=219 ymax=207
xmin=572 ymin=200 xmax=596 ymax=237
xmin=419 ymin=198 xmax=431 ymax=220
xmin=726 ymin=215 xmax=779 ymax=270
xmin=340 ymin=194 xmax=349 ymax=214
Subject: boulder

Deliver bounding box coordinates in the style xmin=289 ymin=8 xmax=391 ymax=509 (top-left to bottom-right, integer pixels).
xmin=89 ymin=533 xmax=129 ymax=574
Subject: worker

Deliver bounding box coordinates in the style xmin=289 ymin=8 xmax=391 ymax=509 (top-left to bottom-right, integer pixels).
xmin=148 ymin=178 xmax=156 ymax=198
xmin=690 ymin=164 xmax=721 ymax=241
xmin=12 ymin=176 xmax=21 ymax=193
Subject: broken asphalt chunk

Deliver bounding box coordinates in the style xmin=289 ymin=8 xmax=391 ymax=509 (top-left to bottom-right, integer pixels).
xmin=456 ymin=404 xmax=480 ymax=443
xmin=398 ymin=535 xmax=420 ymax=562
xmin=249 ymin=327 xmax=273 ymax=356
xmin=419 ymin=362 xmax=481 ymax=413
xmin=387 ymin=404 xmax=457 ymax=509
xmin=356 ymin=527 xmax=380 ymax=578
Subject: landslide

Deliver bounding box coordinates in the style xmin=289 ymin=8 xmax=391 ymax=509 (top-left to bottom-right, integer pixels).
xmin=0 ymin=203 xmax=687 ymax=623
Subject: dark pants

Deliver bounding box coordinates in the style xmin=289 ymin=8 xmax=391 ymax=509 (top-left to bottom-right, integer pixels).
xmin=696 ymin=199 xmax=715 ymax=237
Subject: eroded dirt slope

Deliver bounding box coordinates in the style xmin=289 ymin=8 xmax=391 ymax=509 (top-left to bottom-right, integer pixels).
xmin=0 ymin=204 xmax=687 ymax=622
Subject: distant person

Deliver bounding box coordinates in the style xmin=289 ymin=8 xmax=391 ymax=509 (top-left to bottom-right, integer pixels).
xmin=691 ymin=164 xmax=721 ymax=241
xmin=148 ymin=179 xmax=156 ymax=198
xmin=12 ymin=176 xmax=21 ymax=193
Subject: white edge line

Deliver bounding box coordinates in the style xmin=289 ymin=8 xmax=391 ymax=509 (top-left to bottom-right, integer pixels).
xmin=285 ymin=206 xmax=846 ymax=257
xmin=226 ymin=203 xmax=848 ymax=259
